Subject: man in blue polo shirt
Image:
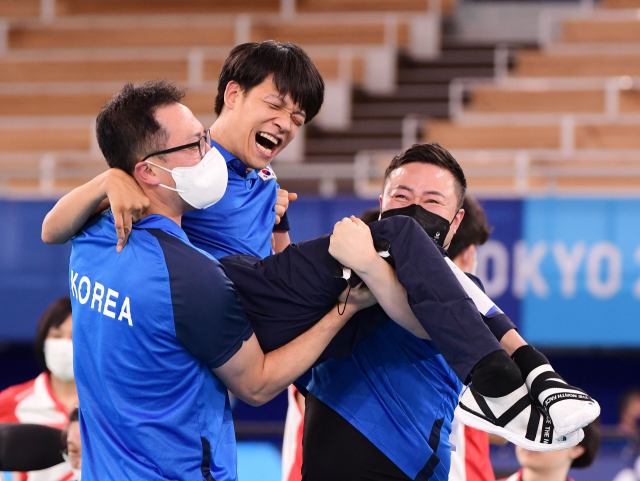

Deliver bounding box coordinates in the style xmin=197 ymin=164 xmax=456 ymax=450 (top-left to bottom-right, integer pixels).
xmin=42 ymin=41 xmax=319 ymax=260
xmin=68 ymin=81 xmax=373 ymax=480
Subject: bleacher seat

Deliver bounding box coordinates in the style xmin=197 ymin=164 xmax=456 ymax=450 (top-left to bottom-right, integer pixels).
xmin=601 ymin=0 xmax=640 ymax=8
xmin=515 ymin=51 xmax=640 ymax=77
xmin=0 ymin=58 xmax=190 ymax=83
xmin=295 ymin=0 xmax=455 ymax=15
xmin=0 ymin=125 xmax=93 ymax=152
xmin=468 ymin=90 xmax=606 ymax=113
xmin=426 ymin=121 xmax=561 ymax=149
xmin=561 ymin=19 xmax=640 ymax=43
xmin=0 ymin=0 xmax=40 ymax=17
xmin=8 ymin=24 xmax=236 ymax=50
xmin=54 ymin=0 xmax=281 ymax=16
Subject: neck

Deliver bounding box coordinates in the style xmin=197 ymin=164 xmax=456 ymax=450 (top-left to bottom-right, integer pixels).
xmin=138 ymin=186 xmax=185 ymax=227
xmin=49 ymin=374 xmax=78 ymax=411
xmin=209 ymin=117 xmax=237 ymax=160
xmin=522 ymin=467 xmax=569 ymax=481
xmin=142 ymin=203 xmax=182 ymax=227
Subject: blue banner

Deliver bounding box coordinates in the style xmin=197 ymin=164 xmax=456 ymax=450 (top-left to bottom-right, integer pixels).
xmin=518 ymin=198 xmax=640 ymax=347
xmin=2 ymin=197 xmax=640 ymax=348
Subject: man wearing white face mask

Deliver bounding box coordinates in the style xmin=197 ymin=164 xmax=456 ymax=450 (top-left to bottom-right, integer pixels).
xmin=67 ymin=81 xmax=373 ymax=481
xmin=0 ymin=296 xmax=77 ymax=481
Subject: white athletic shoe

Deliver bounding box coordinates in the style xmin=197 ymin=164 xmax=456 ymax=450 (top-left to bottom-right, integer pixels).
xmin=454 ymin=383 xmax=585 ymax=452
xmin=524 ymin=365 xmax=600 ymax=436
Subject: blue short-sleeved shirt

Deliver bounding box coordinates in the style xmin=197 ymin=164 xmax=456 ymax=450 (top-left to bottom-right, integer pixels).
xmin=182 ymin=140 xmax=282 ymax=259
xmin=306 ymin=322 xmax=463 ymax=480
xmin=70 ymin=212 xmax=253 ymax=481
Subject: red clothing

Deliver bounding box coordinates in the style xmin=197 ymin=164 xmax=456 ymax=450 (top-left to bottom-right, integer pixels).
xmin=450 ymin=422 xmax=496 ymax=481
xmin=281 ymin=386 xmax=304 ymax=481
xmin=0 ymin=373 xmax=74 ymax=481
xmin=499 ymin=469 xmax=575 ymax=481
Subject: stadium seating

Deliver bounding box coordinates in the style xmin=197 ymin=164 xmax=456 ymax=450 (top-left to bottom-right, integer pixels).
xmin=4 ymin=0 xmax=640 ymax=196
xmin=295 ymin=0 xmax=454 ymax=14
xmin=0 ymin=0 xmax=442 ymax=194
xmin=54 ymin=0 xmax=282 ymax=16
xmin=0 ymin=0 xmax=40 ymax=17
xmin=514 ymin=51 xmax=640 ymax=77
xmin=561 ymin=19 xmax=640 ymax=43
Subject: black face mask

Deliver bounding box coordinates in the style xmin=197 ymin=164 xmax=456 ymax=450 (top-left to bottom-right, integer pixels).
xmin=381 ymin=204 xmax=454 ymax=247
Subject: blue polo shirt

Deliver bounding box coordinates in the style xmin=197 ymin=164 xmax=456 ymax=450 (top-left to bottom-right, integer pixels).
xmin=306 ymin=322 xmax=463 ymax=480
xmin=70 ymin=211 xmax=253 ymax=481
xmin=182 ymin=140 xmax=282 ymax=259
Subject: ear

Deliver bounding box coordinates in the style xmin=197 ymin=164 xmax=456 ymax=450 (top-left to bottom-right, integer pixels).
xmin=569 ymin=444 xmax=585 ymax=461
xmin=378 ymin=195 xmax=383 ymax=219
xmin=134 ymin=161 xmax=161 ymax=187
xmin=449 ymin=208 xmax=465 ymax=237
xmin=463 ymin=244 xmax=476 ymax=265
xmin=224 ymin=81 xmax=242 ymax=111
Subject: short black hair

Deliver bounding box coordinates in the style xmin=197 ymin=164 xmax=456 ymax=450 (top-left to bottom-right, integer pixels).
xmin=96 ymin=81 xmax=185 ymax=175
xmin=447 ymin=195 xmax=492 ymax=260
xmin=62 ymin=406 xmax=80 ymax=445
xmin=34 ymin=297 xmax=72 ymax=373
xmin=359 ymin=207 xmax=381 ymax=225
xmin=572 ymin=418 xmax=601 ymax=468
xmin=383 ymin=143 xmax=467 ymax=209
xmin=68 ymin=406 xmax=79 ymax=424
xmin=215 ymin=41 xmax=324 ymax=123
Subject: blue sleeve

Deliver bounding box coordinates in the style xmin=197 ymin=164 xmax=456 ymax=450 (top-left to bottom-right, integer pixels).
xmin=465 ymin=272 xmax=517 ymax=340
xmin=148 ymin=229 xmax=254 ymax=370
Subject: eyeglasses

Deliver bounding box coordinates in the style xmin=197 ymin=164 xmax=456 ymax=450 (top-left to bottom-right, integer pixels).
xmin=141 ymin=129 xmax=211 ymax=162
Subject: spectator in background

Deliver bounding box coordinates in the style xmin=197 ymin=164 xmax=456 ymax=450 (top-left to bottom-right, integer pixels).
xmin=62 ymin=408 xmax=81 ymax=480
xmin=0 ymin=296 xmax=76 ymax=481
xmin=446 ymin=196 xmax=490 ymax=279
xmin=499 ymin=419 xmax=601 ymax=481
xmin=612 ymin=389 xmax=640 ymax=481
xmin=619 ymin=389 xmax=640 ymax=437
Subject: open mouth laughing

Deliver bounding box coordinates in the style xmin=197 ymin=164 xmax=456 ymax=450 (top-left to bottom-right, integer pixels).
xmin=255 ymin=131 xmax=283 ymax=157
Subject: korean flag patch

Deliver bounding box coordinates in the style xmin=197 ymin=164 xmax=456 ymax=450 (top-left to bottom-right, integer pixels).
xmin=258 ymin=165 xmax=277 ymax=181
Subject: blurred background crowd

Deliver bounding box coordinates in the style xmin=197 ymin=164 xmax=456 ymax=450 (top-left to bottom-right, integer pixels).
xmin=0 ymin=0 xmax=639 ymax=479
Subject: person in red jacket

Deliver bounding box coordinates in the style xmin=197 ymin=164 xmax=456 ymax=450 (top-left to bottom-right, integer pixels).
xmin=0 ymin=296 xmax=77 ymax=481
xmin=499 ymin=419 xmax=601 ymax=481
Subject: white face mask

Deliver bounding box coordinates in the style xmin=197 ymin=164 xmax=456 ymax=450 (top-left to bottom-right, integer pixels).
xmin=145 ymin=146 xmax=228 ymax=210
xmin=44 ymin=338 xmax=74 ymax=382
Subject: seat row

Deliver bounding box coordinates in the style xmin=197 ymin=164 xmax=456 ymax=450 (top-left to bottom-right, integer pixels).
xmin=1 ymin=0 xmax=453 ymax=18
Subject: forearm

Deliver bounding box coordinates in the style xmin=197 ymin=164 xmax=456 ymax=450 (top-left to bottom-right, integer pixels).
xmin=356 ymin=257 xmax=429 ymax=339
xmin=247 ymin=304 xmax=354 ymax=405
xmin=273 ymin=230 xmax=291 ymax=253
xmin=42 ymin=172 xmax=109 ymax=244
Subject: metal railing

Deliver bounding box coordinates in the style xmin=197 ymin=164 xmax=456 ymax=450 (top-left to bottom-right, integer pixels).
xmin=3 ymin=147 xmax=640 ymax=199
xmin=352 ymin=148 xmax=640 ymax=197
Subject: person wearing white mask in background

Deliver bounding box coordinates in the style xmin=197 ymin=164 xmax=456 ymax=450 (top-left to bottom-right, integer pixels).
xmin=0 ymin=296 xmax=77 ymax=481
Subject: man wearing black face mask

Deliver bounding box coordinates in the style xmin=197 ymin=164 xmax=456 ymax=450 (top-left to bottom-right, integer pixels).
xmin=216 ymin=144 xmax=599 ymax=481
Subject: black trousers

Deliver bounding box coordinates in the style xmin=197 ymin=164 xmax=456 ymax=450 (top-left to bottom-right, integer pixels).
xmin=301 ymin=393 xmax=412 ymax=481
xmin=220 ymin=216 xmax=513 ymax=383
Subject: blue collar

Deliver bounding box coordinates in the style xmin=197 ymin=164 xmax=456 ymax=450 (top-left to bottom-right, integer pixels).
xmin=210 ymin=139 xmax=258 ymax=180
xmin=210 ymin=139 xmax=236 ymax=164
xmin=130 ymin=213 xmax=190 ymax=243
